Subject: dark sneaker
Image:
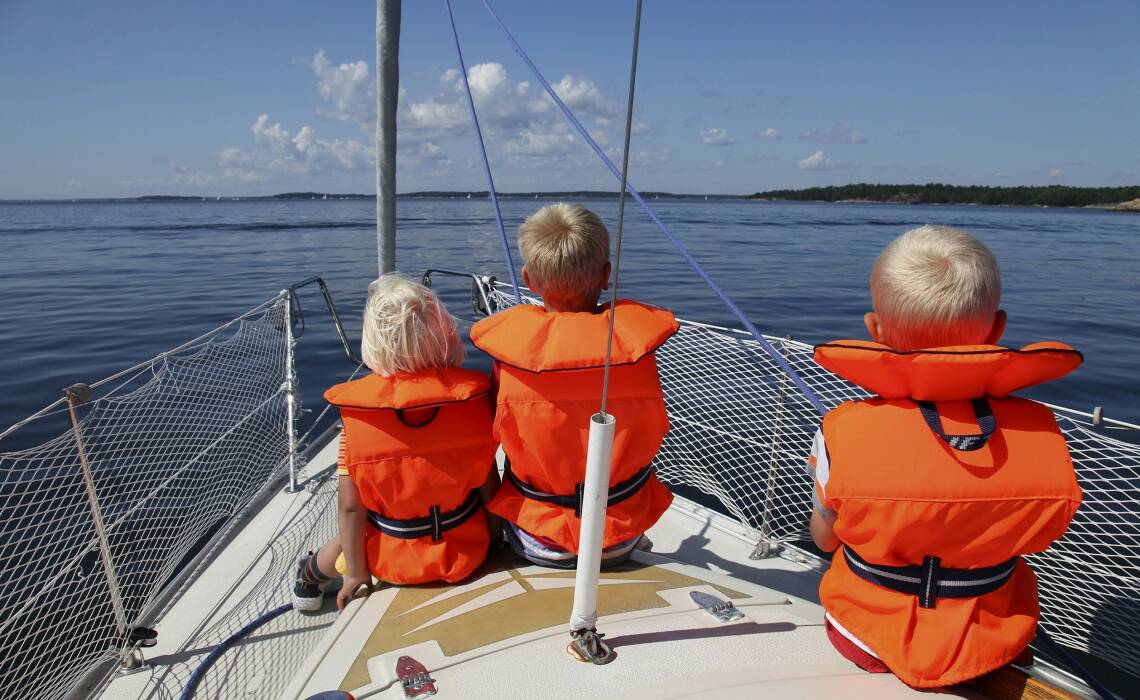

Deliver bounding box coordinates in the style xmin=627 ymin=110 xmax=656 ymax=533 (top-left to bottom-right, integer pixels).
xmin=293 ymin=578 xmax=324 ymax=612
xmin=292 ymin=554 xmax=331 ymax=612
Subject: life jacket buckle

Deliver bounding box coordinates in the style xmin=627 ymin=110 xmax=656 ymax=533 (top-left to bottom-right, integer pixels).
xmin=574 ymin=483 xmax=585 ymax=518
xmin=917 ymin=398 xmax=995 ymax=452
xmin=429 ymin=506 xmax=443 ymax=542
xmin=919 ymin=555 xmax=942 ymax=608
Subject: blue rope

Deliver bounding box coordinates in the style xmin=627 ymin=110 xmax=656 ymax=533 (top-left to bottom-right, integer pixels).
xmin=480 ymin=0 xmax=826 ymax=416
xmin=444 ymin=0 xmax=521 ymax=304
xmin=179 ymin=603 xmax=293 ymax=700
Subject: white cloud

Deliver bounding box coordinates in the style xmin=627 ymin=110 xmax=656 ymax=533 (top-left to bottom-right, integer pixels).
xmin=552 ymin=75 xmax=616 ymax=118
xmin=505 ymin=129 xmax=576 ymax=157
xmin=759 ymin=128 xmax=782 ymax=140
xmin=311 ymin=50 xmax=374 ymax=126
xmin=418 ymin=142 xmax=446 ymax=160
xmin=800 ymin=122 xmax=868 ymax=144
xmin=700 ymin=128 xmax=736 ymax=146
xmin=210 ymin=53 xmax=628 ymax=186
xmin=1048 ymin=167 xmax=1063 ymax=179
xmin=635 ymin=148 xmax=671 ymax=166
xmin=223 ymin=114 xmax=371 ymax=179
xmin=798 ymin=150 xmax=833 ymax=170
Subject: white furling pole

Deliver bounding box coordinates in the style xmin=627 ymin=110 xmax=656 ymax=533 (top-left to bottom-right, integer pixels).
xmin=376 ymin=0 xmax=400 ymax=275
xmin=569 ymin=411 xmax=616 ymax=633
xmin=568 ymin=0 xmax=642 ymax=666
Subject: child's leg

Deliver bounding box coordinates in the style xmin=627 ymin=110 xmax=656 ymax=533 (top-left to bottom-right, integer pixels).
xmin=293 ymin=537 xmax=343 ymax=612
xmin=313 ymin=538 xmax=342 ymax=579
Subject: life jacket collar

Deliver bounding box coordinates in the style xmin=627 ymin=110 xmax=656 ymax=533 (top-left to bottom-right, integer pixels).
xmin=470 ymin=300 xmax=679 ymax=372
xmin=814 ymin=340 xmax=1082 ymax=401
xmin=323 ymin=367 xmax=491 ymax=410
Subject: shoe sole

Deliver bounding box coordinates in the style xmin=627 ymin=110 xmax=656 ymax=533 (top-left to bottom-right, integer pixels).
xmin=293 ymin=592 xmax=324 ymax=612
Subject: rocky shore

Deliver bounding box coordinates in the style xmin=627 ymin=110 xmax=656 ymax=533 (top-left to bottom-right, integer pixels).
xmin=1109 ymin=198 xmax=1140 ymax=212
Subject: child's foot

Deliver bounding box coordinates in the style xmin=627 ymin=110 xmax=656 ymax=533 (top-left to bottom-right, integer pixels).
xmin=293 ymin=551 xmax=335 ymax=612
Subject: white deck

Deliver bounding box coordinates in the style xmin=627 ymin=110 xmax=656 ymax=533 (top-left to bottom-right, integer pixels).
xmin=94 ymin=435 xmax=977 ymax=699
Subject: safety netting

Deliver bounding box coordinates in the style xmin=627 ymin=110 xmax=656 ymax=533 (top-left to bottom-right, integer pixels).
xmin=0 ymin=294 xmax=296 ymax=699
xmin=487 ymin=283 xmax=1140 ymax=679
xmin=139 ymin=466 xmax=340 ymax=700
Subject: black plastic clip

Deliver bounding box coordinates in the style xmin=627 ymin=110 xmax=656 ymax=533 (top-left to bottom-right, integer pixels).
xmin=919 ymin=555 xmax=942 ymax=609
xmin=429 ymin=506 xmax=442 ymax=542
xmin=574 ymin=483 xmax=585 ymax=518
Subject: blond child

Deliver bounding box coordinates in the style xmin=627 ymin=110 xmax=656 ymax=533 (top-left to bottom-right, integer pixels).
xmin=808 ymin=225 xmax=1082 ymax=686
xmin=293 ymin=276 xmax=499 ymax=611
xmin=470 ymin=203 xmax=679 ymax=568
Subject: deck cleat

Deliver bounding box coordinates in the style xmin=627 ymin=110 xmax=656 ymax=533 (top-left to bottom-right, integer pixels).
xmin=567 ymin=627 xmax=616 ymax=665
xmin=396 ymin=655 xmax=437 ymax=699
xmin=691 ymin=590 xmax=745 ymax=623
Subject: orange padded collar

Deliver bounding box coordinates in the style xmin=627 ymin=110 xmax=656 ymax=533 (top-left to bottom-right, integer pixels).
xmin=470 ymin=300 xmax=679 ymax=372
xmin=323 ymin=367 xmax=490 ymax=410
xmin=814 ymin=340 xmax=1082 ymax=400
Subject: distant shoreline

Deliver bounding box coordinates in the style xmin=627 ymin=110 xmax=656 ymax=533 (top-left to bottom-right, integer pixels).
xmin=0 ymin=190 xmax=742 ymax=204
xmin=749 ymin=183 xmax=1140 ymax=210
xmin=3 ymin=184 xmax=1139 ymax=210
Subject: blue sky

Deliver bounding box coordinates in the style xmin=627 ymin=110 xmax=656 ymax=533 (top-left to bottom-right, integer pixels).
xmin=2 ymin=0 xmax=1138 ymax=198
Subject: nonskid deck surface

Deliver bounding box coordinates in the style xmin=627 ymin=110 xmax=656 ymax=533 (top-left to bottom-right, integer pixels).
xmin=287 ymin=547 xmax=939 ymax=699
xmin=94 ymin=433 xmax=943 ymax=700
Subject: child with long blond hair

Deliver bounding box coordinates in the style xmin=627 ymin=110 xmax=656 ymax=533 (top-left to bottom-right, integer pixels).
xmin=293 ymin=275 xmax=499 ymax=611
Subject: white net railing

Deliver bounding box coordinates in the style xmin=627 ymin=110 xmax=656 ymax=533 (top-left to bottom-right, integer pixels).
xmin=0 ymin=293 xmax=295 ymax=699
xmin=487 ymin=282 xmax=1140 ymax=679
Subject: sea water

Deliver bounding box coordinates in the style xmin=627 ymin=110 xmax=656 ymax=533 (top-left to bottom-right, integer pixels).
xmin=1 ymin=197 xmax=1137 ymax=447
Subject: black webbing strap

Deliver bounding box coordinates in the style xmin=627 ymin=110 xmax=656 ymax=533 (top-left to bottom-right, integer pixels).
xmin=843 ymin=545 xmax=1018 ymax=609
xmin=367 ymin=489 xmax=481 ymax=541
xmin=505 ymin=462 xmax=655 ymax=518
xmin=916 ymin=397 xmax=996 ymax=452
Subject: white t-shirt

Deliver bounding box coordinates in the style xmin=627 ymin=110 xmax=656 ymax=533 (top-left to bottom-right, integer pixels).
xmin=809 ymin=428 xmax=877 ymax=658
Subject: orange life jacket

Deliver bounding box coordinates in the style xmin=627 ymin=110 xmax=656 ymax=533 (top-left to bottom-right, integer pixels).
xmin=469 ymin=300 xmax=679 ymax=553
xmin=813 ymin=340 xmax=1084 ymax=687
xmin=324 ymin=367 xmax=497 ymax=585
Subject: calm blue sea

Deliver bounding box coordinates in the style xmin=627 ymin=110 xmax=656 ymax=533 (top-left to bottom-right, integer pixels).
xmin=1 ymin=198 xmax=1137 ymax=446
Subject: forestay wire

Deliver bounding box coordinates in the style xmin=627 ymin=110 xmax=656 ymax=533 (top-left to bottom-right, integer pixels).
xmin=479 ymin=0 xmax=826 ymax=416
xmin=443 ymin=0 xmax=521 ymax=303
xmin=599 ymin=0 xmax=643 ymax=416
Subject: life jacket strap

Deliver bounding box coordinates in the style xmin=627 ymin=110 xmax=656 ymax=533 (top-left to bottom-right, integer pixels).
xmin=367 ymin=489 xmax=482 ymax=541
xmin=842 ymin=545 xmax=1018 ymax=609
xmin=505 ymin=462 xmax=655 ymax=518
xmin=916 ymin=397 xmax=996 ymax=451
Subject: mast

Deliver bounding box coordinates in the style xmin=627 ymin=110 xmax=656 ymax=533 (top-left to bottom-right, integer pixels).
xmin=376 ymin=0 xmax=401 ymax=274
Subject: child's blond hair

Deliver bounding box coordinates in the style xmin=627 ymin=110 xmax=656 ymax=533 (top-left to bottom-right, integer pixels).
xmin=518 ymin=203 xmax=610 ymax=302
xmin=360 ymin=275 xmax=463 ymax=376
xmin=871 ymin=225 xmax=1001 ymax=349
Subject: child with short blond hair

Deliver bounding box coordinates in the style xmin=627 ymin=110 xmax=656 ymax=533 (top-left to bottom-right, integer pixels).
xmin=809 ymin=225 xmax=1082 ymax=687
xmin=293 ymin=275 xmax=499 ymax=612
xmin=470 ymin=203 xmax=679 ymax=568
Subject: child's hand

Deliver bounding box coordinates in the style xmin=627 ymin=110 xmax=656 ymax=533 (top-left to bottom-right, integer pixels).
xmin=337 ymin=574 xmax=373 ymax=611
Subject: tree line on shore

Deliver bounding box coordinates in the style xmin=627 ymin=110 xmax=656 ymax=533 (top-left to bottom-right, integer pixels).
xmin=749 ymin=184 xmax=1140 ymax=208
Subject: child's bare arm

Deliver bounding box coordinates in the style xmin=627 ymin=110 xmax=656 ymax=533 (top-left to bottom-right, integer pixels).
xmin=810 ymin=509 xmax=839 ymax=553
xmin=336 ymin=475 xmax=371 ymax=609
xmin=478 ymin=462 xmax=503 ymax=544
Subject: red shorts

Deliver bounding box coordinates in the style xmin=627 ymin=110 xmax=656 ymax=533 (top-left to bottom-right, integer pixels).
xmin=824 ymin=618 xmax=890 ymax=673
xmin=824 ymin=619 xmax=1035 ymax=677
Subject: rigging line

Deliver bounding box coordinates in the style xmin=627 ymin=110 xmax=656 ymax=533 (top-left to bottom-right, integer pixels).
xmin=480 ymin=0 xmax=827 ymax=416
xmin=443 ymin=0 xmax=521 ymax=304
xmin=599 ymin=0 xmax=643 ymax=416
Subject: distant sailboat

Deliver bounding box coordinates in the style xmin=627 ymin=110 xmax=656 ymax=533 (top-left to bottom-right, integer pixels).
xmin=467 ymin=193 xmax=472 ymax=199
xmin=322 ymin=194 xmax=328 ymax=200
